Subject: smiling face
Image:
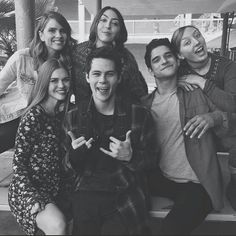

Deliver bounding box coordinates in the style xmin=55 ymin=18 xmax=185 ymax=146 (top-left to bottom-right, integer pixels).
xmin=96 ymin=9 xmax=121 ymax=47
xmin=178 ymin=27 xmax=208 ymax=64
xmin=86 ymin=58 xmax=120 ymax=105
xmin=39 ymin=18 xmax=67 ymax=57
xmin=149 ymin=45 xmax=179 ymax=80
xmin=47 ymin=68 xmax=70 ymax=104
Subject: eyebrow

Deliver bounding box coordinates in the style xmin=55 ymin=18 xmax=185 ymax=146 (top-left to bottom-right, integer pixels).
xmin=102 ymin=13 xmax=119 ymax=21
xmin=181 ymin=29 xmax=199 ymax=40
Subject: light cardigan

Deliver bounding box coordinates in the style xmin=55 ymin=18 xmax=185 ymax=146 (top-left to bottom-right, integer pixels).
xmin=0 ymin=48 xmax=37 ymax=123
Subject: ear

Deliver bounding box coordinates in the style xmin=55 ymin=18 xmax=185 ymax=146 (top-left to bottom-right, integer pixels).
xmin=85 ymin=73 xmax=90 ymax=83
xmin=148 ymin=67 xmax=155 ymax=77
xmin=38 ymin=30 xmax=45 ymax=42
xmin=177 ymin=53 xmax=184 ymax=60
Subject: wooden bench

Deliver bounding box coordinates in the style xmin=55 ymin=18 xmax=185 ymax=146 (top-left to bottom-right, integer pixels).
xmin=149 ymin=152 xmax=236 ymax=221
xmin=1 ymin=152 xmax=236 ymax=223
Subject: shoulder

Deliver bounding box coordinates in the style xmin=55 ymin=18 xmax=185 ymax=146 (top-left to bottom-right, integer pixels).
xmin=23 ymin=105 xmax=44 ymax=121
xmin=73 ymin=41 xmax=90 ymax=54
xmin=6 ymin=48 xmax=31 ymax=64
xmin=210 ymin=52 xmax=236 ymax=68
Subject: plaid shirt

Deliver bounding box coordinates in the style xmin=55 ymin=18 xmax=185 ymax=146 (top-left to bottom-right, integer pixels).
xmin=64 ymin=97 xmax=158 ymax=234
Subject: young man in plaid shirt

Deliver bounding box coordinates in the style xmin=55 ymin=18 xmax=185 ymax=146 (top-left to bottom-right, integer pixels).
xmin=64 ymin=46 xmax=158 ymax=235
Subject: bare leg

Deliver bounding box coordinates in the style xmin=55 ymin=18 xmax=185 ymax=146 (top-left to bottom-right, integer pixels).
xmin=36 ymin=203 xmax=66 ymax=235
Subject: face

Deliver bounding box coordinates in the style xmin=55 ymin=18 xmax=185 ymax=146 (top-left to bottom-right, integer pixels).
xmin=39 ymin=18 xmax=67 ymax=57
xmin=96 ymin=9 xmax=121 ymax=47
xmin=86 ymin=58 xmax=120 ymax=104
xmin=178 ymin=27 xmax=208 ymax=63
xmin=149 ymin=45 xmax=179 ymax=79
xmin=47 ymin=68 xmax=70 ymax=103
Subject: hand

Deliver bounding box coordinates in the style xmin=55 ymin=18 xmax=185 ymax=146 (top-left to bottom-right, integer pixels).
xmin=184 ymin=114 xmax=214 ymax=139
xmin=67 ymin=131 xmax=94 ymax=149
xmin=179 ymin=74 xmax=206 ymax=90
xmin=31 ymin=202 xmax=44 ymax=215
xmin=178 ymin=75 xmax=198 ymax=91
xmin=100 ymin=130 xmax=133 ymax=161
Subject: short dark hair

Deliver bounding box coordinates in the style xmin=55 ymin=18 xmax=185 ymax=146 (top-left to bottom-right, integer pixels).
xmin=89 ymin=6 xmax=128 ymax=48
xmin=85 ymin=46 xmax=122 ymax=76
xmin=144 ymin=38 xmax=177 ymax=69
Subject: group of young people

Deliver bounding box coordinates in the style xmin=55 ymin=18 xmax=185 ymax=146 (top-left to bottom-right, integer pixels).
xmin=0 ymin=5 xmax=235 ymax=236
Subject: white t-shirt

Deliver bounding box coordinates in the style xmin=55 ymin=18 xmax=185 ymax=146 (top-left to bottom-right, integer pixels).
xmin=151 ymin=89 xmax=199 ymax=183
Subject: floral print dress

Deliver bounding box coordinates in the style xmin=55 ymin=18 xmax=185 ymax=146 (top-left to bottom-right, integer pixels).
xmin=8 ymin=104 xmax=65 ymax=235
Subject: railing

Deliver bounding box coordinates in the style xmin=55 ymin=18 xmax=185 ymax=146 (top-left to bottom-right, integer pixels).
xmin=69 ymin=18 xmax=223 ymax=42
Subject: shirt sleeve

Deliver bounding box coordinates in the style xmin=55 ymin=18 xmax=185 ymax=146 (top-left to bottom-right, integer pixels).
xmin=204 ymin=60 xmax=236 ymax=112
xmin=12 ymin=111 xmax=47 ymax=206
xmin=0 ymin=51 xmax=19 ymax=95
xmin=121 ymin=49 xmax=148 ymax=100
xmin=125 ymin=107 xmax=159 ymax=171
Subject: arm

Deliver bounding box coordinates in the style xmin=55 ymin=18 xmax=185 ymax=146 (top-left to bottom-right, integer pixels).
xmin=0 ymin=51 xmax=19 ymax=95
xmin=204 ymin=61 xmax=236 ymax=112
xmin=12 ymin=111 xmax=49 ymax=210
xmin=125 ymin=108 xmax=159 ymax=171
xmin=122 ymin=48 xmax=148 ymax=100
xmin=184 ymin=93 xmax=229 ymax=139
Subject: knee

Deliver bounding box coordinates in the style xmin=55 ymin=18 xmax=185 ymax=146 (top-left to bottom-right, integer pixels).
xmin=48 ymin=217 xmax=66 ymax=234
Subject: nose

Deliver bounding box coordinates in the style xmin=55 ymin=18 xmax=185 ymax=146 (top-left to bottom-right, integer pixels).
xmin=161 ymin=56 xmax=168 ymax=64
xmin=105 ymin=20 xmax=111 ymax=28
xmin=99 ymin=74 xmax=106 ymax=83
xmin=58 ymin=79 xmax=64 ymax=88
xmin=55 ymin=30 xmax=62 ymax=37
xmin=192 ymin=37 xmax=200 ymax=45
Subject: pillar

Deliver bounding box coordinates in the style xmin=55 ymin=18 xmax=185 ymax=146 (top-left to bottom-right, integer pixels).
xmin=15 ymin=0 xmax=35 ymax=50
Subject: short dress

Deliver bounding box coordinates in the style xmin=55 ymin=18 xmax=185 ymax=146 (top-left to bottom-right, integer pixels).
xmin=8 ymin=104 xmax=65 ymax=235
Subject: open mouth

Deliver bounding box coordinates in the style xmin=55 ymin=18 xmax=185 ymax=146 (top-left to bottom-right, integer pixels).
xmin=195 ymin=46 xmax=205 ymax=54
xmin=97 ymin=87 xmax=110 ymax=95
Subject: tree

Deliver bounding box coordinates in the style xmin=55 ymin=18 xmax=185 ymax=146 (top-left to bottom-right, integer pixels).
xmin=0 ymin=0 xmax=56 ymax=59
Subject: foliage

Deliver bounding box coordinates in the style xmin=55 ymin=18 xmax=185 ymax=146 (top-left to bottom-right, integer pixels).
xmin=0 ymin=0 xmax=56 ymax=59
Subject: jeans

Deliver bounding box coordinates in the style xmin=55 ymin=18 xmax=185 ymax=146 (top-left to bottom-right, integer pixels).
xmin=0 ymin=118 xmax=20 ymax=154
xmin=71 ymin=191 xmax=129 ymax=235
xmin=147 ymin=169 xmax=213 ymax=235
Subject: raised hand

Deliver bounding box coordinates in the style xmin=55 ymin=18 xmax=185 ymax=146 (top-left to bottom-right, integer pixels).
xmin=184 ymin=114 xmax=214 ymax=139
xmin=67 ymin=131 xmax=94 ymax=149
xmin=100 ymin=130 xmax=133 ymax=161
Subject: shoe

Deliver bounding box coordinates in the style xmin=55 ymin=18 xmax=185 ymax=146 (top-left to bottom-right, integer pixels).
xmin=226 ymin=179 xmax=236 ymax=211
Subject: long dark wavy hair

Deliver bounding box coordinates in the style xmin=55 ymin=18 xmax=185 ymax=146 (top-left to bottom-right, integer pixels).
xmin=29 ymin=11 xmax=77 ymax=71
xmin=89 ymin=6 xmax=128 ymax=49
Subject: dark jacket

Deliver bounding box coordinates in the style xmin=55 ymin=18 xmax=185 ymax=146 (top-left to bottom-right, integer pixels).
xmin=142 ymin=87 xmax=228 ymax=211
xmin=64 ymin=96 xmax=159 ymax=233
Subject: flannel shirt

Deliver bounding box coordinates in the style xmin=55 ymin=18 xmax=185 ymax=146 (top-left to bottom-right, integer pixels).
xmin=64 ymin=96 xmax=158 ymax=234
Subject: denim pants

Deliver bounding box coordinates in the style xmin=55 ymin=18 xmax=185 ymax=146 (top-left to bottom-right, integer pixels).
xmin=71 ymin=191 xmax=129 ymax=235
xmin=0 ymin=118 xmax=20 ymax=154
xmin=147 ymin=169 xmax=213 ymax=235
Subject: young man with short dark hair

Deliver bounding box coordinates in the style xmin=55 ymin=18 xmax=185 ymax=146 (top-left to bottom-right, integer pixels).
xmin=142 ymin=38 xmax=228 ymax=235
xmin=64 ymin=46 xmax=158 ymax=235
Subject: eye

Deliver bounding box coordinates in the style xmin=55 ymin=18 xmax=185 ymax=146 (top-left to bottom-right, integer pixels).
xmin=183 ymin=40 xmax=191 ymax=46
xmin=92 ymin=72 xmax=101 ymax=77
xmin=48 ymin=28 xmax=56 ymax=33
xmin=62 ymin=77 xmax=71 ymax=83
xmin=111 ymin=21 xmax=119 ymax=27
xmin=106 ymin=71 xmax=116 ymax=77
xmin=152 ymin=57 xmax=160 ymax=63
xmin=50 ymin=77 xmax=58 ymax=83
xmin=99 ymin=17 xmax=107 ymax=23
xmin=60 ymin=28 xmax=66 ymax=34
xmin=166 ymin=53 xmax=174 ymax=58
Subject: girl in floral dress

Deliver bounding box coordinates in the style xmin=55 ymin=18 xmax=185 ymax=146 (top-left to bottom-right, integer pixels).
xmin=8 ymin=58 xmax=71 ymax=235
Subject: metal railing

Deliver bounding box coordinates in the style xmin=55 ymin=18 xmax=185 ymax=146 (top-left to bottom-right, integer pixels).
xmin=69 ymin=18 xmax=223 ymax=40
